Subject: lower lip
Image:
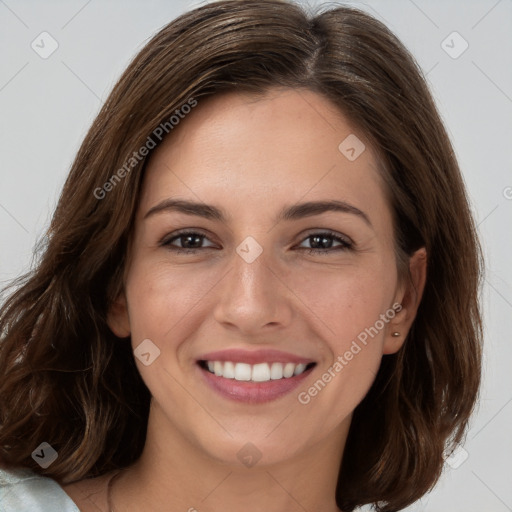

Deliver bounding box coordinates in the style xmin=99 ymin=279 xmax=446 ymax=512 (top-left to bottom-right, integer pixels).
xmin=198 ymin=364 xmax=315 ymax=404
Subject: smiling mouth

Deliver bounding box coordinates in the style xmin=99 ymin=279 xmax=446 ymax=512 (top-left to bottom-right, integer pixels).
xmin=198 ymin=360 xmax=316 ymax=382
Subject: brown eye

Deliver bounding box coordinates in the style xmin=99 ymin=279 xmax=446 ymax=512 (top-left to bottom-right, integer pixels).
xmin=297 ymin=232 xmax=353 ymax=255
xmin=161 ymin=231 xmax=216 ymax=253
xmin=160 ymin=230 xmax=353 ymax=255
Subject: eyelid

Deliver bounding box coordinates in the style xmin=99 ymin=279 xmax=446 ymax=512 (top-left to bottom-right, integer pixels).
xmin=299 ymin=229 xmax=353 ymax=246
xmin=160 ymin=228 xmax=353 ymax=245
xmin=160 ymin=229 xmax=355 ymax=256
xmin=159 ymin=228 xmax=217 ymax=248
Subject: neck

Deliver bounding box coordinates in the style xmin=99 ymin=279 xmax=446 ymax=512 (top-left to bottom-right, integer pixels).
xmin=110 ymin=403 xmax=348 ymax=512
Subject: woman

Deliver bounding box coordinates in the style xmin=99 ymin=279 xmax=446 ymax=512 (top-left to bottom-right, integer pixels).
xmin=0 ymin=1 xmax=483 ymax=511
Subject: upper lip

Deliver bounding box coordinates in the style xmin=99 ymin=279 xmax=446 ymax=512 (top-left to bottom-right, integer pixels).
xmin=197 ymin=349 xmax=315 ymax=365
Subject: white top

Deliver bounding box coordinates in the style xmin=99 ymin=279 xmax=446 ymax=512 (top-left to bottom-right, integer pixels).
xmin=0 ymin=466 xmax=79 ymax=511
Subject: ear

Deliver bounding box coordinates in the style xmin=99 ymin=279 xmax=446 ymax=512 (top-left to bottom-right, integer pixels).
xmin=383 ymin=247 xmax=427 ymax=354
xmin=107 ymin=291 xmax=131 ymax=338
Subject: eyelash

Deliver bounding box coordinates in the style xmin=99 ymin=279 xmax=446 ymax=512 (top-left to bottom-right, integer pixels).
xmin=160 ymin=229 xmax=353 ymax=255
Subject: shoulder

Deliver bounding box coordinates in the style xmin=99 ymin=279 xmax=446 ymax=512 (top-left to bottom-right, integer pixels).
xmin=0 ymin=466 xmax=80 ymax=512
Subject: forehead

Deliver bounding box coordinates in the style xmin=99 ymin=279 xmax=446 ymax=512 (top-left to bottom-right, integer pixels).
xmin=139 ymin=88 xmax=390 ymax=229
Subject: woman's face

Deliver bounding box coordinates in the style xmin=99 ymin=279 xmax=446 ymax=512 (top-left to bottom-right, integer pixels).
xmin=109 ymin=87 xmax=413 ymax=467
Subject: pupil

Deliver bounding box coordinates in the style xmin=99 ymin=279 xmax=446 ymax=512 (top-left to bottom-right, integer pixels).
xmin=312 ymin=235 xmax=330 ymax=249
xmin=184 ymin=235 xmax=201 ymax=248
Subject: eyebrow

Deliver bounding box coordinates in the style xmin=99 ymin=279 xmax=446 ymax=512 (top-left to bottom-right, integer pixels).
xmin=144 ymin=198 xmax=372 ymax=227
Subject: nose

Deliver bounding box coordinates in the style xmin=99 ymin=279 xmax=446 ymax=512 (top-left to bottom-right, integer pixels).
xmin=213 ymin=244 xmax=294 ymax=337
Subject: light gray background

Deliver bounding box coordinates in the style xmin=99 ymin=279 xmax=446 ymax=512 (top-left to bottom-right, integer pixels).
xmin=0 ymin=1 xmax=511 ymax=511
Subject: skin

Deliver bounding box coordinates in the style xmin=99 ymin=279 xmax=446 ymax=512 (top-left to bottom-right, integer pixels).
xmin=63 ymin=87 xmax=426 ymax=512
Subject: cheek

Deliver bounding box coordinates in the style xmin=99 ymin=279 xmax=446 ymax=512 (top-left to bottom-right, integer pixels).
xmin=125 ymin=262 xmax=207 ymax=336
xmin=123 ymin=251 xmax=396 ymax=449
xmin=125 ymin=248 xmax=396 ymax=381
xmin=125 ymin=251 xmax=397 ymax=353
xmin=288 ymin=261 xmax=396 ymax=347
xmin=123 ymin=264 xmax=213 ymax=415
xmin=290 ymin=263 xmax=395 ymax=415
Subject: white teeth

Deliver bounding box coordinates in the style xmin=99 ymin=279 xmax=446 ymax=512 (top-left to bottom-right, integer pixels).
xmin=234 ymin=363 xmax=252 ymax=381
xmin=252 ymin=363 xmax=271 ymax=382
xmin=213 ymin=361 xmax=223 ymax=377
xmin=203 ymin=361 xmax=311 ymax=381
xmin=270 ymin=362 xmax=283 ymax=380
xmin=294 ymin=363 xmax=307 ymax=376
xmin=223 ymin=361 xmax=235 ymax=379
xmin=283 ymin=363 xmax=295 ymax=378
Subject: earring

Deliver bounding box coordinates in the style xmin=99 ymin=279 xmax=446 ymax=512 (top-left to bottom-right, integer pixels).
xmin=391 ymin=332 xmax=400 ymax=337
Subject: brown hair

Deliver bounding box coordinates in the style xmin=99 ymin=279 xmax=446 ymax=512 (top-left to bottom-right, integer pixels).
xmin=0 ymin=1 xmax=483 ymax=510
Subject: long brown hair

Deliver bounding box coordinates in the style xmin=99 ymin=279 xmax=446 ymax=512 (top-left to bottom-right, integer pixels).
xmin=0 ymin=1 xmax=483 ymax=510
